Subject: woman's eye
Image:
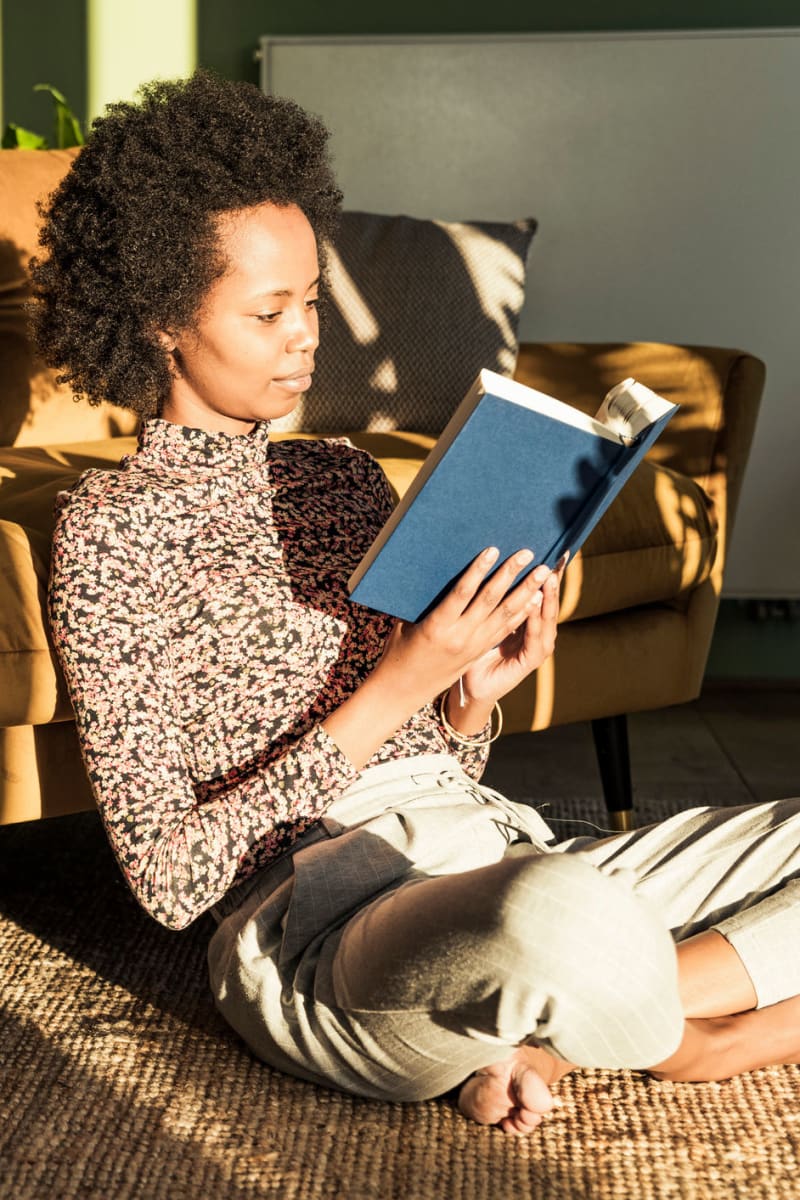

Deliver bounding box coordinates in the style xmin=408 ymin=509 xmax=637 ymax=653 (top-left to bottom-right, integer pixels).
xmin=305 ymin=297 xmax=319 ymax=311
xmin=256 ymin=312 xmax=281 ymax=323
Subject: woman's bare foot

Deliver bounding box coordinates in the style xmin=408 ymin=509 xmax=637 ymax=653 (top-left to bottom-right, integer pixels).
xmin=458 ymin=1044 xmax=575 ymax=1135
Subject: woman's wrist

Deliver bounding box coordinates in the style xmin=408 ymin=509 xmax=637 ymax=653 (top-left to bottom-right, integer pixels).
xmin=442 ymin=682 xmax=495 ymax=738
xmin=439 ymin=689 xmax=502 ymax=747
xmin=322 ymin=659 xmax=438 ymax=769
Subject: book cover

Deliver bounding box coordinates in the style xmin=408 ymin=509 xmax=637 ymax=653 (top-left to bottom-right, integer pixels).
xmin=349 ymin=369 xmax=677 ymax=622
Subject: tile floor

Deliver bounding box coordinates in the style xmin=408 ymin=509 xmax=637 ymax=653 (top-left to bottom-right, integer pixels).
xmin=482 ymin=684 xmax=800 ymax=828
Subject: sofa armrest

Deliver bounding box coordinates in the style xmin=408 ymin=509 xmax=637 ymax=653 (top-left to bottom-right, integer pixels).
xmin=0 ymin=518 xmax=71 ymax=726
xmin=513 ymin=341 xmax=764 ymax=572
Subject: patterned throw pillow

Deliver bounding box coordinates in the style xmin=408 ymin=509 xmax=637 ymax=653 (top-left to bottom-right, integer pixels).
xmin=271 ymin=211 xmax=537 ymax=436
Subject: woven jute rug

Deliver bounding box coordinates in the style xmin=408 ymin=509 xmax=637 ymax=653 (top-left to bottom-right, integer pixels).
xmin=2 ymin=803 xmax=799 ymax=1200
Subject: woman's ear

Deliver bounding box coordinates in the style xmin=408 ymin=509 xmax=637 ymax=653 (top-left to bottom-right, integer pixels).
xmin=156 ymin=329 xmax=178 ymax=355
xmin=155 ymin=329 xmax=182 ymax=378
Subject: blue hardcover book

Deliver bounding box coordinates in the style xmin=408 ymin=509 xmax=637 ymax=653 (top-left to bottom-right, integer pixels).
xmin=348 ymin=368 xmax=678 ymax=622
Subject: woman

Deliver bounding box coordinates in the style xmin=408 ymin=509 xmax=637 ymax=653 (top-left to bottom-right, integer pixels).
xmin=36 ymin=71 xmax=800 ymax=1136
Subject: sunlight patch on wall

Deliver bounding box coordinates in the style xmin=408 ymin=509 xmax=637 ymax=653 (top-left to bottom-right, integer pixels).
xmin=87 ymin=0 xmax=196 ymax=121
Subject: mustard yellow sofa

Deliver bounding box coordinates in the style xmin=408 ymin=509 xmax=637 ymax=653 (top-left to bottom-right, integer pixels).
xmin=0 ymin=150 xmax=764 ymax=829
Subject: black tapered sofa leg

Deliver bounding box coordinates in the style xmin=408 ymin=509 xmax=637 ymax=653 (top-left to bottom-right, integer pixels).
xmin=591 ymin=713 xmax=635 ymax=831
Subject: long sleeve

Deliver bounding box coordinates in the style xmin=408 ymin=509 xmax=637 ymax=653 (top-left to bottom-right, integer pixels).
xmin=51 ymin=427 xmax=494 ymax=931
xmin=48 ymin=423 xmax=489 ymax=930
xmin=49 ymin=499 xmax=362 ymax=930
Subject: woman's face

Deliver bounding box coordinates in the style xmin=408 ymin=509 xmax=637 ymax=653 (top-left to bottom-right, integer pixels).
xmin=160 ymin=202 xmax=320 ymax=435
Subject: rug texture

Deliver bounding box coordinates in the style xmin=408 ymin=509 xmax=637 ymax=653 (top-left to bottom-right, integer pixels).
xmin=1 ymin=802 xmax=799 ymax=1200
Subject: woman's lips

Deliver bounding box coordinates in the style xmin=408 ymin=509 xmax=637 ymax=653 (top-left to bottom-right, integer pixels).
xmin=274 ymin=371 xmax=313 ymax=393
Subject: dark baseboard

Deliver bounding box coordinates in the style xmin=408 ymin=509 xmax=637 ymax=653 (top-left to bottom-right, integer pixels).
xmin=704 ymin=599 xmax=800 ymax=685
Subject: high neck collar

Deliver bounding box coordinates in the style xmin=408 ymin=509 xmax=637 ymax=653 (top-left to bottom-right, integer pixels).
xmin=135 ymin=418 xmax=272 ymax=471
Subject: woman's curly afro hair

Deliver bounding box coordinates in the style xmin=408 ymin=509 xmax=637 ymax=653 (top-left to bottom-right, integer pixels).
xmin=31 ymin=70 xmax=343 ymax=418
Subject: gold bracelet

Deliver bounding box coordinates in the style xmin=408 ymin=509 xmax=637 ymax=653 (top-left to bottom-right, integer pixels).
xmin=438 ymin=691 xmax=503 ymax=747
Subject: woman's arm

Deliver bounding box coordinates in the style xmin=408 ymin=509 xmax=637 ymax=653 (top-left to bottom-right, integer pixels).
xmin=49 ymin=453 xmax=561 ymax=931
xmin=49 ymin=500 xmax=363 ymax=931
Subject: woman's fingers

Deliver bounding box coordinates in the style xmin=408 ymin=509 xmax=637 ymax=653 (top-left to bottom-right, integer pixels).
xmin=442 ymin=545 xmax=570 ymax=625
xmin=442 ymin=545 xmax=502 ymax=615
xmin=479 ymin=561 xmax=551 ymax=639
xmin=514 ymin=572 xmax=558 ymax=658
xmin=438 ymin=546 xmax=535 ymax=628
xmin=540 ymin=569 xmax=561 ymax=623
xmin=463 ymin=549 xmax=541 ymax=619
xmin=425 ymin=546 xmax=565 ymax=680
xmin=519 ymin=551 xmax=566 ymax=633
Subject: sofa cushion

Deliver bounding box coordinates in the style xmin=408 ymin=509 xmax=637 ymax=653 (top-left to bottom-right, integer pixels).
xmin=270 ymin=211 xmax=536 ymax=437
xmin=0 ymin=429 xmax=716 ymax=729
xmin=0 ymin=148 xmax=138 ymax=448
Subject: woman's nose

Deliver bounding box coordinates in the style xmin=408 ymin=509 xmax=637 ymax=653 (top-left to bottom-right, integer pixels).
xmin=286 ymin=309 xmax=319 ymax=353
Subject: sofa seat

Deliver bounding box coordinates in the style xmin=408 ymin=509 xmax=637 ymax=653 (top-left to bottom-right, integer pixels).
xmin=0 ymin=428 xmax=716 ymax=733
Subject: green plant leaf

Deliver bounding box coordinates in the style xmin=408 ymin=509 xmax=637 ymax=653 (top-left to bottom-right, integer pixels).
xmin=33 ymin=83 xmax=84 ymax=148
xmin=1 ymin=123 xmax=49 ymax=150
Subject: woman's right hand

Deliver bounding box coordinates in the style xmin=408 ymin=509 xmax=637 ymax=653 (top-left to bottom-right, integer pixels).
xmin=323 ymin=545 xmax=554 ymax=769
xmin=373 ymin=545 xmax=553 ymax=711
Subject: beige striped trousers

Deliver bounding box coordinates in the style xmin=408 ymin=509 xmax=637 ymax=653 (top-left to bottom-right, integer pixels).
xmin=208 ymin=755 xmax=800 ymax=1102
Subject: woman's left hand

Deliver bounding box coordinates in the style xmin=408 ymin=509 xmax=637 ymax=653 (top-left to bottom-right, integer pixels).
xmin=459 ymin=555 xmax=566 ymax=705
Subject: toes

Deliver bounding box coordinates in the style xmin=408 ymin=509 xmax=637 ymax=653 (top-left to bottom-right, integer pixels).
xmin=501 ymin=1109 xmax=544 ymax=1136
xmin=457 ymin=1072 xmax=510 ymax=1126
xmin=514 ymin=1063 xmax=558 ymax=1114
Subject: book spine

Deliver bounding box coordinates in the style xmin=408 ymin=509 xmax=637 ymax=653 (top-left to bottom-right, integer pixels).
xmin=551 ymin=407 xmax=676 ymax=564
xmin=546 ymin=445 xmax=627 ymax=566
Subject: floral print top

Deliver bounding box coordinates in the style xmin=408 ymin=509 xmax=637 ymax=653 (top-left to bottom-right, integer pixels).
xmin=48 ymin=419 xmax=488 ymax=930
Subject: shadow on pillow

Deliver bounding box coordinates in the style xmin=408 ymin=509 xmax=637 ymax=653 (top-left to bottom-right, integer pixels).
xmin=271 ymin=211 xmax=536 ymax=436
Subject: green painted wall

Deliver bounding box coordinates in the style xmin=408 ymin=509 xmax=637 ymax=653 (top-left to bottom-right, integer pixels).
xmin=705 ymin=602 xmax=800 ymax=683
xmin=2 ymin=0 xmax=87 ymax=133
xmin=197 ymin=1 xmax=800 ymax=86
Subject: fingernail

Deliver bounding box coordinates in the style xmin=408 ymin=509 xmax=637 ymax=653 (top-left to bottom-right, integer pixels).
xmin=556 ymin=550 xmax=571 ymax=571
xmin=547 ymin=573 xmax=559 ymax=590
xmin=529 ymin=591 xmax=543 ymax=608
xmin=483 ymin=546 xmax=500 ymax=563
xmin=516 ymin=549 xmax=534 ymax=566
xmin=532 ymin=565 xmax=550 ymax=583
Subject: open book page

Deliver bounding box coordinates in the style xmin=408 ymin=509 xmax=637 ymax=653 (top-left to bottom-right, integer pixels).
xmin=480 ymin=369 xmax=623 ymax=443
xmin=594 ymin=378 xmax=675 ymax=444
xmin=479 ymin=369 xmax=673 ymax=446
